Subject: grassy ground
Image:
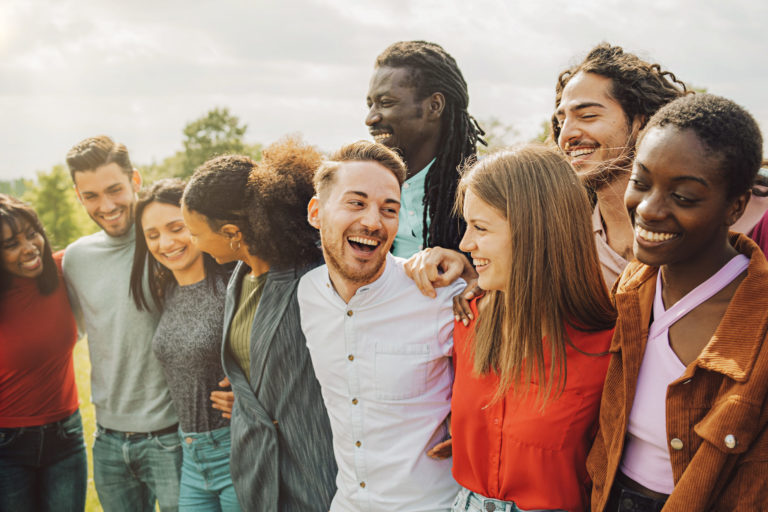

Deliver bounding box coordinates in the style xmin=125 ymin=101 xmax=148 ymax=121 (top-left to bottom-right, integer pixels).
xmin=73 ymin=339 xmax=103 ymax=512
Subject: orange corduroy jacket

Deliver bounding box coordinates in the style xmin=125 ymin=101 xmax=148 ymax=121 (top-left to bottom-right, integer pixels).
xmin=588 ymin=233 xmax=768 ymax=511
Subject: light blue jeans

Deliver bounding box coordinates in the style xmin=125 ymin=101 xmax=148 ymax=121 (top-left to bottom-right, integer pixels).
xmin=452 ymin=487 xmax=566 ymax=512
xmin=93 ymin=424 xmax=182 ymax=512
xmin=179 ymin=425 xmax=241 ymax=511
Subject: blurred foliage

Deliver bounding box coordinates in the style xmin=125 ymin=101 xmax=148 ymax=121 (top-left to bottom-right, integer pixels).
xmin=477 ymin=117 xmax=518 ymax=155
xmin=22 ymin=165 xmax=96 ymax=251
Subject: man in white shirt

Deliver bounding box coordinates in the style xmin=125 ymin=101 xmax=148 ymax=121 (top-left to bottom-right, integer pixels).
xmin=298 ymin=141 xmax=464 ymax=512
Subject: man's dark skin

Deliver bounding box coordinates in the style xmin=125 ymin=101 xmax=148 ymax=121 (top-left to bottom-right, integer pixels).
xmin=366 ymin=66 xmax=444 ymax=178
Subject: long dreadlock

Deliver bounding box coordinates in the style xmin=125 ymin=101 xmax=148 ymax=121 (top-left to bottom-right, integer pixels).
xmin=375 ymin=41 xmax=486 ymax=250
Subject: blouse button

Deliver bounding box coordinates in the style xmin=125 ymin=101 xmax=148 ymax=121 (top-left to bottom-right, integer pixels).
xmin=670 ymin=438 xmax=684 ymax=450
xmin=348 ymin=354 xmax=354 ymax=361
xmin=347 ymin=310 xmax=353 ymax=317
xmin=360 ymin=481 xmax=366 ymax=488
xmin=355 ymin=440 xmax=361 ymax=447
xmin=352 ymin=398 xmax=358 ymax=405
xmin=724 ymin=434 xmax=737 ymax=449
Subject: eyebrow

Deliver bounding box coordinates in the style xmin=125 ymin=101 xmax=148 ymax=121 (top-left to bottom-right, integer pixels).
xmin=555 ymin=101 xmax=606 ymax=117
xmin=635 ymin=161 xmax=710 ymax=187
xmin=344 ymin=190 xmax=401 ymax=206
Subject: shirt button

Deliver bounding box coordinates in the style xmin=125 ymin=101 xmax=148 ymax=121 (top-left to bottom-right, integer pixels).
xmin=493 ymin=418 xmax=499 ymax=425
xmin=347 ymin=310 xmax=353 ymax=317
xmin=352 ymin=398 xmax=358 ymax=405
xmin=404 ymin=183 xmax=409 ymax=189
xmin=355 ymin=440 xmax=361 ymax=447
xmin=724 ymin=434 xmax=737 ymax=449
xmin=185 ymin=437 xmax=193 ymax=444
xmin=670 ymin=438 xmax=684 ymax=450
xmin=348 ymin=354 xmax=354 ymax=361
xmin=409 ymin=210 xmax=415 ymax=216
xmin=360 ymin=481 xmax=366 ymax=488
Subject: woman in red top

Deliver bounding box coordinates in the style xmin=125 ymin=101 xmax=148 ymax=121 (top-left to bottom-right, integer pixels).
xmin=450 ymin=145 xmax=616 ymax=512
xmin=0 ymin=194 xmax=85 ymax=512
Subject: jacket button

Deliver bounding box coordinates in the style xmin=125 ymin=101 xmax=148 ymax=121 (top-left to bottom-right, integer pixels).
xmin=185 ymin=437 xmax=193 ymax=444
xmin=670 ymin=438 xmax=683 ymax=450
xmin=724 ymin=434 xmax=737 ymax=449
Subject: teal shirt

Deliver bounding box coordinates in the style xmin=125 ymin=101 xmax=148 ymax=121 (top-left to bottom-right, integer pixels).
xmin=392 ymin=159 xmax=434 ymax=258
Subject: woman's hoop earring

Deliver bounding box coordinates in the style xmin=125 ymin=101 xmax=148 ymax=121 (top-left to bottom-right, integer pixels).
xmin=229 ymin=239 xmax=241 ymax=252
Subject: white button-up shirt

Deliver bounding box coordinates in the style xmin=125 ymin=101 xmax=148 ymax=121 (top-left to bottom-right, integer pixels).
xmin=298 ymin=254 xmax=464 ymax=512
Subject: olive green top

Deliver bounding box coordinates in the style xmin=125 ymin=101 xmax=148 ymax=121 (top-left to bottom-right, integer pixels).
xmin=227 ymin=272 xmax=267 ymax=382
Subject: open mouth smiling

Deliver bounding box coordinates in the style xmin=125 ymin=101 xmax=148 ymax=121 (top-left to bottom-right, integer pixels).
xmin=635 ymin=225 xmax=680 ymax=243
xmin=348 ymin=235 xmax=381 ymax=253
xmin=370 ymin=131 xmax=392 ymax=144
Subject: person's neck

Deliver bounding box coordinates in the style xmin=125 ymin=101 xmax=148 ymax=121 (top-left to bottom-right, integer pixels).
xmin=404 ymin=138 xmax=440 ymax=180
xmin=661 ymin=236 xmax=740 ymax=300
xmin=328 ymin=262 xmax=387 ymax=304
xmin=242 ymin=252 xmax=270 ymax=279
xmin=595 ymin=173 xmax=634 ymax=260
xmin=171 ymin=256 xmax=206 ymax=286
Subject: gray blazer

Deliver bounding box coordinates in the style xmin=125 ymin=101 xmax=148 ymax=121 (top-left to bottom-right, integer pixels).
xmin=222 ymin=262 xmax=336 ymax=511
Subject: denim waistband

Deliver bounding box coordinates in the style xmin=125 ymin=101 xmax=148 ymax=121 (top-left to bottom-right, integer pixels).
xmin=179 ymin=425 xmax=231 ymax=446
xmin=98 ymin=422 xmax=178 ymax=439
xmin=455 ymin=487 xmax=565 ymax=512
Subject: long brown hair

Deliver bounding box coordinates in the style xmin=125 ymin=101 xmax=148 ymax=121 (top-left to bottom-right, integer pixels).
xmin=456 ymin=145 xmax=616 ymax=403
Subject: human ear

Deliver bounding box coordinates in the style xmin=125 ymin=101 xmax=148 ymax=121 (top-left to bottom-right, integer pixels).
xmin=725 ymin=190 xmax=751 ymax=227
xmin=219 ymin=224 xmax=242 ymax=242
xmin=131 ymin=169 xmax=142 ymax=193
xmin=428 ymin=92 xmax=446 ymax=120
xmin=307 ymin=197 xmax=321 ymax=229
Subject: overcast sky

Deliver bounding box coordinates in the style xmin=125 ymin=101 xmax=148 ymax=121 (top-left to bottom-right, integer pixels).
xmin=1 ymin=0 xmax=766 ymax=180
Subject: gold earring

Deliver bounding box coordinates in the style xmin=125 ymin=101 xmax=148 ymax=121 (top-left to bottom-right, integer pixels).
xmin=229 ymin=239 xmax=241 ymax=252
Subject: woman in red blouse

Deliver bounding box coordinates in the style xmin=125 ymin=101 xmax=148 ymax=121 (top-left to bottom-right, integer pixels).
xmin=449 ymin=145 xmax=616 ymax=512
xmin=0 ymin=194 xmax=85 ymax=511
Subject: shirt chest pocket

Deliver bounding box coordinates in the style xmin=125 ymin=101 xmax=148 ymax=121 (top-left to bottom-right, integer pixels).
xmin=374 ymin=343 xmax=430 ymax=400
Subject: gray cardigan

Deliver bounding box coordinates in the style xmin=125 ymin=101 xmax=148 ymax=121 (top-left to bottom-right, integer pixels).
xmin=222 ymin=261 xmax=336 ymax=511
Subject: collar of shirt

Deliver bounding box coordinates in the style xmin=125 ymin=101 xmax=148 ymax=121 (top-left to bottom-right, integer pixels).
xmin=392 ymin=158 xmax=435 ymax=258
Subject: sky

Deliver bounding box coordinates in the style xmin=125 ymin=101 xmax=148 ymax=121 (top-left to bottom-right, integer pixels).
xmin=1 ymin=0 xmax=766 ymax=180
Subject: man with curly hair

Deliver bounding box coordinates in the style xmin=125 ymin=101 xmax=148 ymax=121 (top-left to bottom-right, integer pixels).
xmin=552 ymin=43 xmax=689 ymax=286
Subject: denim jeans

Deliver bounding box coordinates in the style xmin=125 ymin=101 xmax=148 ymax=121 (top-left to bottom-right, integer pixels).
xmin=452 ymin=486 xmax=567 ymax=512
xmin=93 ymin=424 xmax=182 ymax=512
xmin=179 ymin=425 xmax=241 ymax=511
xmin=0 ymin=409 xmax=87 ymax=512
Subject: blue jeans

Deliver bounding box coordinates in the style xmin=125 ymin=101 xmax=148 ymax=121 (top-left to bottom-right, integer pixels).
xmin=93 ymin=424 xmax=182 ymax=512
xmin=0 ymin=409 xmax=87 ymax=512
xmin=179 ymin=426 xmax=241 ymax=511
xmin=452 ymin=487 xmax=567 ymax=512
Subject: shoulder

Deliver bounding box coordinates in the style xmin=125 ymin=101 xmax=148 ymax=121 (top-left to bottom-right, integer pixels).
xmin=298 ymin=264 xmax=329 ymax=290
xmin=63 ymin=231 xmax=104 ymax=263
xmin=615 ymin=259 xmax=657 ymax=295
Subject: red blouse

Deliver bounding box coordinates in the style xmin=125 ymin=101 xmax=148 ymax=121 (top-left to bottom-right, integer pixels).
xmin=0 ymin=252 xmax=79 ymax=427
xmin=451 ymin=298 xmax=613 ymax=512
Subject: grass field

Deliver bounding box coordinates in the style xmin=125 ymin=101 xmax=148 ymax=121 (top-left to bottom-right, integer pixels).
xmin=73 ymin=338 xmax=103 ymax=512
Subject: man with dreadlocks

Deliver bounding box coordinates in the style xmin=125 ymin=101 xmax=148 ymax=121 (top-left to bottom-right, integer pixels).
xmin=366 ymin=40 xmax=484 ymax=258
xmin=552 ymin=43 xmax=689 ymax=287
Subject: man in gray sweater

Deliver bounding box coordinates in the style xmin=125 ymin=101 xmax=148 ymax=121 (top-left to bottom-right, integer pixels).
xmin=63 ymin=136 xmax=181 ymax=512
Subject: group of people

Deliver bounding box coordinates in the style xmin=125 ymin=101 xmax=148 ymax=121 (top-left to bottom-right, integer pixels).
xmin=1 ymin=38 xmax=767 ymax=512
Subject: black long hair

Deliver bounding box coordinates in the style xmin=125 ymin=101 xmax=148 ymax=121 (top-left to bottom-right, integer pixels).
xmin=129 ymin=178 xmax=228 ymax=312
xmin=0 ymin=194 xmax=58 ymax=297
xmin=376 ymin=41 xmax=486 ymax=250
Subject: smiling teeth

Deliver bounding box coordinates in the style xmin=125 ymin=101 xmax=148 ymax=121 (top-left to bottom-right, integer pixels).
xmin=473 ymin=258 xmax=489 ymax=266
xmin=636 ymin=226 xmax=677 ymax=242
xmin=103 ymin=212 xmax=121 ymax=221
xmin=349 ymin=236 xmax=378 ymax=246
xmin=163 ymin=248 xmax=185 ymax=258
xmin=568 ymin=148 xmax=596 ymax=158
xmin=373 ymin=133 xmax=391 ymax=143
xmin=21 ymin=256 xmax=41 ymax=269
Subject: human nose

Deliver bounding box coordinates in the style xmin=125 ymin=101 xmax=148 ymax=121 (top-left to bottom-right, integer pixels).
xmin=20 ymin=237 xmax=39 ymax=254
xmin=365 ymin=105 xmax=381 ymax=127
xmin=633 ymin=189 xmax=668 ymax=223
xmin=458 ymin=229 xmax=475 ymax=253
xmin=360 ymin=206 xmax=383 ymax=230
xmin=97 ymin=196 xmax=117 ymax=213
xmin=557 ymin=116 xmax=580 ymax=149
xmin=158 ymin=231 xmax=175 ymax=250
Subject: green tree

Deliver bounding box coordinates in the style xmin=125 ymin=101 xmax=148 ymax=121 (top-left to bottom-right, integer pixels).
xmin=477 ymin=117 xmax=518 ymax=155
xmin=180 ymin=107 xmax=248 ymax=177
xmin=534 ymin=119 xmax=552 ymax=143
xmin=23 ymin=165 xmax=95 ymax=251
